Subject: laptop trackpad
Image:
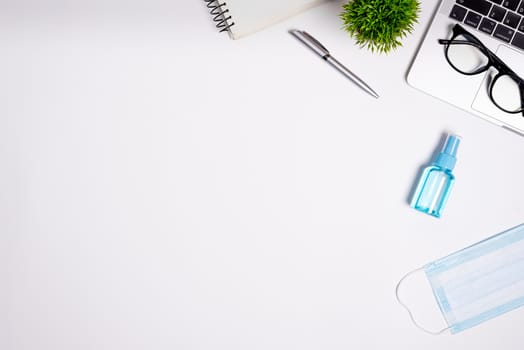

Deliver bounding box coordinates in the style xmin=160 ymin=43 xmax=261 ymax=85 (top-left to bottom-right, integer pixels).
xmin=471 ymin=45 xmax=524 ymax=128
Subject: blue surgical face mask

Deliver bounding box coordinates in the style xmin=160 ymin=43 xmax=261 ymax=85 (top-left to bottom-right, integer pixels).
xmin=397 ymin=223 xmax=524 ymax=334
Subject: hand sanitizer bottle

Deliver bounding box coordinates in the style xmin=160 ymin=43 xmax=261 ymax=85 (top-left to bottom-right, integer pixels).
xmin=410 ymin=134 xmax=461 ymax=218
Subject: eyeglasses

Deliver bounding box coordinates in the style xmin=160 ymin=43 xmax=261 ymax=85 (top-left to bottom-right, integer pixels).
xmin=438 ymin=24 xmax=524 ymax=117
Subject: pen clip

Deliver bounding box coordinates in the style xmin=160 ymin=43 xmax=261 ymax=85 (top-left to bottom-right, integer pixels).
xmin=290 ymin=29 xmax=330 ymax=57
xmin=300 ymin=31 xmax=329 ymax=56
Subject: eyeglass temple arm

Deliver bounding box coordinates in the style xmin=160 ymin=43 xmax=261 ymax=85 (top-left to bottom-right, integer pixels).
xmin=437 ymin=39 xmax=486 ymax=51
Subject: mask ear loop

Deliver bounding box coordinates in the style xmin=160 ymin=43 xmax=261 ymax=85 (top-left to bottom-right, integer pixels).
xmin=395 ymin=267 xmax=451 ymax=335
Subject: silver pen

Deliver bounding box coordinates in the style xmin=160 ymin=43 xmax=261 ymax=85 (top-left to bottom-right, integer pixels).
xmin=289 ymin=29 xmax=379 ymax=99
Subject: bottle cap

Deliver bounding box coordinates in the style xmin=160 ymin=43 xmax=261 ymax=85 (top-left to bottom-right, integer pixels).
xmin=435 ymin=134 xmax=461 ymax=170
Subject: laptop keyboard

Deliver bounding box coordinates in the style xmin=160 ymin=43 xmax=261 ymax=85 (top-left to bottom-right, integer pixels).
xmin=449 ymin=0 xmax=524 ymax=50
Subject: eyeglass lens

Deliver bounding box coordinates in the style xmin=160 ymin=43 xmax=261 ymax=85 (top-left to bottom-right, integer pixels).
xmin=446 ymin=35 xmax=489 ymax=74
xmin=491 ymin=74 xmax=522 ymax=113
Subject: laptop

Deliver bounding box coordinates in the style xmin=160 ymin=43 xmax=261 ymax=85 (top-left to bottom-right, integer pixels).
xmin=407 ymin=0 xmax=524 ymax=135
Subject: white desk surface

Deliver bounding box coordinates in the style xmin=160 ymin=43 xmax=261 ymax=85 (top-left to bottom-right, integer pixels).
xmin=2 ymin=0 xmax=524 ymax=349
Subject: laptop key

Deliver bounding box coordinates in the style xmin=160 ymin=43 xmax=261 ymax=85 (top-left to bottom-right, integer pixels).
xmin=480 ymin=17 xmax=497 ymax=34
xmin=519 ymin=18 xmax=524 ymax=32
xmin=456 ymin=0 xmax=493 ymax=16
xmin=518 ymin=1 xmax=524 ymax=14
xmin=494 ymin=23 xmax=516 ymax=41
xmin=490 ymin=0 xmax=503 ymax=4
xmin=489 ymin=5 xmax=507 ymax=21
xmin=465 ymin=11 xmax=482 ymax=28
xmin=502 ymin=0 xmax=520 ymax=11
xmin=504 ymin=12 xmax=522 ymax=28
xmin=449 ymin=5 xmax=468 ymax=21
xmin=511 ymin=31 xmax=524 ymax=49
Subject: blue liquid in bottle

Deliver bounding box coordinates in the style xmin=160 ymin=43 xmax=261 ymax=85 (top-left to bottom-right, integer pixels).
xmin=410 ymin=134 xmax=461 ymax=218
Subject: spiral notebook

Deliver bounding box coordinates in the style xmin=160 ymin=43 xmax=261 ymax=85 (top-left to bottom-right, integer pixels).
xmin=204 ymin=0 xmax=328 ymax=39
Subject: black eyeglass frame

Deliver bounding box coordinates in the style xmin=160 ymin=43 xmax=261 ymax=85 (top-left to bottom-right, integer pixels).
xmin=438 ymin=24 xmax=524 ymax=116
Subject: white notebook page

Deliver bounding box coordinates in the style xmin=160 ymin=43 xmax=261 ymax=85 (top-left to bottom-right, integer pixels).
xmin=224 ymin=0 xmax=328 ymax=39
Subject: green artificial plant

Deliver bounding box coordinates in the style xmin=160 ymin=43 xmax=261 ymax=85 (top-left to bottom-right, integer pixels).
xmin=340 ymin=0 xmax=420 ymax=53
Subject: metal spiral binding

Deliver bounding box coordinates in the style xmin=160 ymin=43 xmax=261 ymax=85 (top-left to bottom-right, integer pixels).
xmin=204 ymin=0 xmax=235 ymax=33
